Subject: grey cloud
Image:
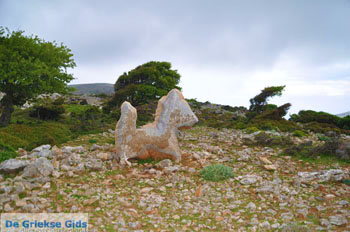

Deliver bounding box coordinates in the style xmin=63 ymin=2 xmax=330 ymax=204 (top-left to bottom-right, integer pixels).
xmin=2 ymin=0 xmax=350 ymax=69
xmin=1 ymin=0 xmax=350 ymax=114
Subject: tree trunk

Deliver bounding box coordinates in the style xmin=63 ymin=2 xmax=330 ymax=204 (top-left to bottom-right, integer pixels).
xmin=0 ymin=95 xmax=14 ymax=127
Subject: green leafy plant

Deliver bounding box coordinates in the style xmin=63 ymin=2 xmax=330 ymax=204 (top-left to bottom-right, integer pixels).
xmin=107 ymin=61 xmax=181 ymax=109
xmin=293 ymin=130 xmax=307 ymax=137
xmin=200 ymin=164 xmax=234 ymax=182
xmin=88 ymin=139 xmax=97 ymax=144
xmin=248 ymin=86 xmax=291 ymax=120
xmin=0 ymin=139 xmax=17 ymax=162
xmin=246 ymin=127 xmax=259 ymax=134
xmin=0 ymin=27 xmax=75 ymax=127
xmin=317 ymin=134 xmax=329 ymax=141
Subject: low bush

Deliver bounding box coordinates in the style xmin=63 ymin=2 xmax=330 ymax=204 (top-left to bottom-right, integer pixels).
xmin=29 ymin=98 xmax=66 ymax=121
xmin=290 ymin=110 xmax=350 ymax=131
xmin=0 ymin=140 xmax=17 ymax=162
xmin=0 ymin=122 xmax=73 ymax=151
xmin=200 ymin=164 xmax=234 ymax=182
xmin=254 ymin=132 xmax=293 ymax=147
xmin=290 ymin=110 xmax=339 ymax=125
xmin=317 ymin=134 xmax=329 ymax=141
xmin=283 ymin=135 xmax=349 ymax=161
xmin=246 ymin=127 xmax=259 ymax=134
xmin=293 ymin=130 xmax=307 ymax=137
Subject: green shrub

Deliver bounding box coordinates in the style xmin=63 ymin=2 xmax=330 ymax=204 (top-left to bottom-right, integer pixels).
xmin=137 ymin=157 xmax=158 ymax=165
xmin=304 ymin=121 xmax=342 ymax=134
xmin=293 ymin=130 xmax=307 ymax=137
xmin=88 ymin=139 xmax=97 ymax=144
xmin=235 ymin=122 xmax=247 ymax=130
xmin=290 ymin=110 xmax=350 ymax=131
xmin=283 ymin=136 xmax=349 ymax=162
xmin=317 ymin=134 xmax=329 ymax=141
xmin=0 ymin=122 xmax=73 ymax=150
xmin=65 ymin=104 xmax=91 ymax=114
xmin=0 ymin=132 xmax=29 ymax=149
xmin=246 ymin=127 xmax=259 ymax=134
xmin=200 ymin=164 xmax=234 ymax=182
xmin=0 ymin=140 xmax=17 ymax=162
xmin=249 ymin=119 xmax=301 ymax=132
xmin=290 ymin=110 xmax=339 ymax=125
xmin=30 ymin=104 xmax=65 ymax=120
xmin=254 ymin=132 xmax=293 ymax=147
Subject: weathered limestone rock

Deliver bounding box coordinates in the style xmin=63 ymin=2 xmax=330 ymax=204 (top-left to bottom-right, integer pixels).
xmin=22 ymin=157 xmax=54 ymax=178
xmin=297 ymin=169 xmax=344 ymax=183
xmin=0 ymin=159 xmax=29 ymax=174
xmin=31 ymin=144 xmax=52 ymax=158
xmin=115 ymin=89 xmax=198 ymax=162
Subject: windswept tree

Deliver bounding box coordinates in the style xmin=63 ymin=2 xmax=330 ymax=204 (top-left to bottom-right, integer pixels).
xmin=0 ymin=27 xmax=75 ymax=126
xmin=249 ymin=85 xmax=291 ymax=119
xmin=249 ymin=86 xmax=286 ymax=113
xmin=108 ymin=61 xmax=181 ymax=108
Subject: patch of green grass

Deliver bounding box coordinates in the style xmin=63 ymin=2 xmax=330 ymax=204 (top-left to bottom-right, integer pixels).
xmin=64 ymin=104 xmax=91 ymax=114
xmin=245 ymin=127 xmax=259 ymax=134
xmin=63 ymin=189 xmax=73 ymax=194
xmin=293 ymin=130 xmax=307 ymax=137
xmin=71 ymin=194 xmax=89 ymax=200
xmin=316 ymin=133 xmax=329 ymax=141
xmin=56 ymin=194 xmax=64 ymax=200
xmin=104 ymin=169 xmax=124 ymax=176
xmin=88 ymin=139 xmax=98 ymax=144
xmin=0 ymin=122 xmax=73 ymax=151
xmin=200 ymin=164 xmax=234 ymax=182
xmin=342 ymin=179 xmax=350 ymax=185
xmin=18 ymin=192 xmax=27 ymax=199
xmin=0 ymin=139 xmax=17 ymax=162
xmin=280 ymin=151 xmax=350 ymax=166
xmin=136 ymin=157 xmax=158 ymax=165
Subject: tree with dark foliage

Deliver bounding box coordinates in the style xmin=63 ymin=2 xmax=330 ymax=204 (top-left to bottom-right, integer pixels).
xmin=107 ymin=61 xmax=181 ymax=109
xmin=0 ymin=27 xmax=75 ymax=126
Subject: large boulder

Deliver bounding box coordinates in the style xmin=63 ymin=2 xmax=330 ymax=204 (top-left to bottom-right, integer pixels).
xmin=115 ymin=89 xmax=198 ymax=163
xmin=22 ymin=157 xmax=54 ymax=178
xmin=0 ymin=159 xmax=29 ymax=174
xmin=297 ymin=169 xmax=344 ymax=183
xmin=31 ymin=144 xmax=52 ymax=158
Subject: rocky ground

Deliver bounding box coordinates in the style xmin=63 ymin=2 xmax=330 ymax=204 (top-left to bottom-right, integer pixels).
xmin=0 ymin=127 xmax=349 ymax=231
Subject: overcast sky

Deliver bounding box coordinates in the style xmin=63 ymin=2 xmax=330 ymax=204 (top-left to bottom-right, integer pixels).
xmin=1 ymin=0 xmax=349 ymax=115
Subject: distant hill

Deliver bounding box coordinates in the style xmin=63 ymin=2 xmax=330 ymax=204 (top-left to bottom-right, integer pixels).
xmin=69 ymin=83 xmax=114 ymax=95
xmin=337 ymin=111 xmax=350 ymax=117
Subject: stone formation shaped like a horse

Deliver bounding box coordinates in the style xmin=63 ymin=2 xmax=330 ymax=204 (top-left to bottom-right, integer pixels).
xmin=115 ymin=89 xmax=198 ymax=164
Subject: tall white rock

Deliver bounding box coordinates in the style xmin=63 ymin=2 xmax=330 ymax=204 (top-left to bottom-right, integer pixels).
xmin=115 ymin=89 xmax=198 ymax=163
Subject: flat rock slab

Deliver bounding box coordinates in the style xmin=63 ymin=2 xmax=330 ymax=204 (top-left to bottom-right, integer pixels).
xmin=0 ymin=159 xmax=29 ymax=174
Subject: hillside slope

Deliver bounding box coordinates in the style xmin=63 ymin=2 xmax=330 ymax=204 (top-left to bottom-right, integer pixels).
xmin=69 ymin=83 xmax=114 ymax=95
xmin=338 ymin=111 xmax=350 ymax=117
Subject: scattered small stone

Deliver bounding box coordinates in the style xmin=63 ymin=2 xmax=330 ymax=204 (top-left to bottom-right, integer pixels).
xmin=320 ymin=218 xmax=330 ymax=227
xmin=238 ymin=175 xmax=262 ymax=185
xmin=96 ymin=152 xmax=111 ymax=161
xmin=90 ymin=144 xmax=103 ymax=151
xmin=338 ymin=200 xmax=348 ymax=206
xmin=259 ymin=157 xmax=272 ymax=164
xmin=15 ymin=199 xmax=27 ymax=207
xmin=263 ymin=164 xmax=277 ymax=171
xmin=156 ymin=159 xmax=172 ymax=169
xmin=246 ymin=202 xmax=256 ymax=211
